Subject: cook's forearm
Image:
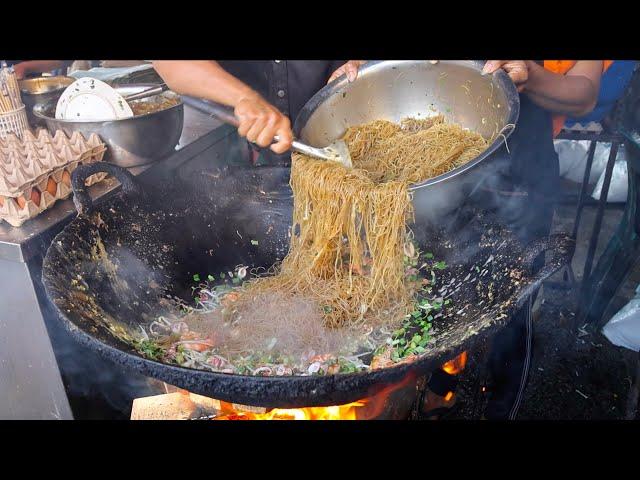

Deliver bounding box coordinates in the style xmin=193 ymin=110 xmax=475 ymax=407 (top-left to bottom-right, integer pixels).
xmin=524 ymin=89 xmax=597 ymax=118
xmin=523 ymin=61 xmax=599 ymax=117
xmin=152 ymin=61 xmax=259 ymax=107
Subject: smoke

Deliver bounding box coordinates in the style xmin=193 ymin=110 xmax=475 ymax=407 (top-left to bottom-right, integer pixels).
xmin=32 ymin=259 xmax=156 ymax=419
xmin=33 ymin=136 xmax=296 ymax=419
xmin=183 ymin=292 xmax=355 ymax=360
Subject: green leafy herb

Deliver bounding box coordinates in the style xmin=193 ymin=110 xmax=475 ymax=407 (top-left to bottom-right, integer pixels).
xmin=193 ymin=274 xmax=200 ymax=282
xmin=139 ymin=340 xmax=164 ymax=361
xmin=338 ymin=358 xmax=358 ymax=373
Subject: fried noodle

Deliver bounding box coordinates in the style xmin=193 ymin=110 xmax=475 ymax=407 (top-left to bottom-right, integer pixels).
xmin=226 ymin=115 xmax=488 ymax=328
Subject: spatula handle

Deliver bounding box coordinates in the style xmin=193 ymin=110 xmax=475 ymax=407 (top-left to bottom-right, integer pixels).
xmin=182 ymin=96 xmax=332 ymax=160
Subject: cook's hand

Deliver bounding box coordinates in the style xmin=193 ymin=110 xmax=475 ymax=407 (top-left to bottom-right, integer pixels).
xmin=234 ymin=94 xmax=293 ymax=154
xmin=482 ymin=60 xmax=528 ymax=92
xmin=328 ymin=60 xmax=367 ymax=84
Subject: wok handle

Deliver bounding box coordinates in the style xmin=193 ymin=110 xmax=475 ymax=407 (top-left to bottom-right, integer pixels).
xmin=513 ymin=233 xmax=576 ymax=309
xmin=72 ymin=163 xmax=143 ymax=215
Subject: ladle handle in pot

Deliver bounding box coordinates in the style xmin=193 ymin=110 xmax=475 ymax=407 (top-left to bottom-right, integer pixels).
xmin=123 ymin=83 xmax=169 ymax=102
xmin=72 ymin=163 xmax=143 ymax=215
xmin=512 ymin=234 xmax=576 ymax=310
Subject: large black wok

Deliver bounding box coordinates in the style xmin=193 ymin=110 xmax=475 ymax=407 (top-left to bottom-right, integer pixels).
xmin=41 ymin=160 xmax=574 ymax=408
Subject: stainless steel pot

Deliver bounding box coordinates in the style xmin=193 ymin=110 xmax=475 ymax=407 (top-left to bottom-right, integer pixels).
xmin=33 ymin=84 xmax=184 ymax=168
xmin=19 ymin=76 xmax=75 ymax=128
xmin=293 ymin=60 xmax=520 ymax=225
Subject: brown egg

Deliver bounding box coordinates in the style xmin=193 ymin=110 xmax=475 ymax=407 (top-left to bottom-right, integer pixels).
xmin=61 ymin=170 xmax=71 ymax=187
xmin=30 ymin=189 xmax=41 ymax=207
xmin=0 ymin=195 xmax=4 ymax=207
xmin=15 ymin=196 xmax=26 ymax=209
xmin=46 ymin=177 xmax=57 ymax=197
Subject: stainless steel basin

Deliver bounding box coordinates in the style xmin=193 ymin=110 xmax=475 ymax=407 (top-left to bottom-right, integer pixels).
xmin=294 ymin=60 xmax=520 ymax=225
xmin=33 ymin=84 xmax=184 ymax=168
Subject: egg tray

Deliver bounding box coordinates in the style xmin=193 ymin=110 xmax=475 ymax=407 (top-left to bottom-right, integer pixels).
xmin=0 ymin=129 xmax=107 ymax=227
xmin=0 ymin=129 xmax=106 ymax=196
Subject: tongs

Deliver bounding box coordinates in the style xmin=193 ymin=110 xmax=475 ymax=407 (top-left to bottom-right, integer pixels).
xmin=122 ymin=83 xmax=169 ymax=102
xmin=191 ymin=99 xmax=352 ymax=168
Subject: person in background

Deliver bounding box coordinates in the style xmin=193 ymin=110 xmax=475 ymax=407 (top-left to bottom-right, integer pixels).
xmin=152 ymin=61 xmax=357 ymax=167
xmin=562 ymin=60 xmax=637 ymax=130
xmin=495 ymin=60 xmax=609 ymax=137
xmin=6 ymin=60 xmax=72 ymax=79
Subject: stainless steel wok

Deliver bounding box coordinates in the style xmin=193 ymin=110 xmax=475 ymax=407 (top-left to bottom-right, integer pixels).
xmin=32 ymin=84 xmax=184 ymax=168
xmin=293 ymin=60 xmax=520 ymax=225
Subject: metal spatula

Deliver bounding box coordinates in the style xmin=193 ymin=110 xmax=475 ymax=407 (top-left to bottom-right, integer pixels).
xmin=191 ymin=99 xmax=352 ymax=168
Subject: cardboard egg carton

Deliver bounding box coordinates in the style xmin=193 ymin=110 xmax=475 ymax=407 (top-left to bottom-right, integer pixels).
xmin=0 ymin=129 xmax=107 ymax=227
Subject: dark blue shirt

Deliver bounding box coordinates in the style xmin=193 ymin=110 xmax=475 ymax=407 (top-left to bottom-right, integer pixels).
xmin=217 ymin=60 xmax=345 ymax=123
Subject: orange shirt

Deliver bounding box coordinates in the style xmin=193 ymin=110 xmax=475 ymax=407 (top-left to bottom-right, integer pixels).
xmin=543 ymin=60 xmax=613 ymax=137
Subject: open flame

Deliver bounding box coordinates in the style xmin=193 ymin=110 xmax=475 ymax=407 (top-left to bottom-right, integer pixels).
xmin=441 ymin=351 xmax=468 ymax=375
xmin=137 ymin=362 xmax=470 ymax=420
xmin=215 ymin=401 xmax=366 ymax=420
xmin=214 ymin=372 xmax=418 ymax=420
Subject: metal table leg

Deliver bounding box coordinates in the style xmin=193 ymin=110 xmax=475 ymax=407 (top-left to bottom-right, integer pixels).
xmin=0 ymin=257 xmax=73 ymax=419
xmin=546 ymin=141 xmax=597 ymax=293
xmin=572 ymin=140 xmax=598 ymax=239
xmin=581 ymin=140 xmax=620 ymax=296
xmin=580 ymin=139 xmax=639 ymax=329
